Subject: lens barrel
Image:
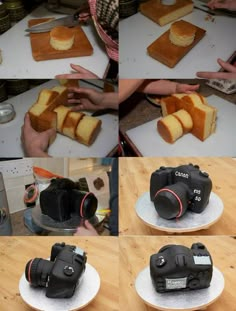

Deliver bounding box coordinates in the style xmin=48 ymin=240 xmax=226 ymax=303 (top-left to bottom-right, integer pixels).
xmin=25 ymin=258 xmax=54 ymax=287
xmin=153 ymin=182 xmax=190 ymax=219
xmin=70 ymin=190 xmax=98 ymax=219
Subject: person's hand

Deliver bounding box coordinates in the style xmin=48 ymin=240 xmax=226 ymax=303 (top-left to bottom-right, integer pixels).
xmin=176 ymin=83 xmax=200 ymax=94
xmin=207 ymin=0 xmax=236 ymax=10
xmin=135 ymin=80 xmax=200 ymax=97
xmin=67 ymin=86 xmax=118 ymax=111
xmin=196 ymin=58 xmax=236 ymax=79
xmin=55 ymin=64 xmax=99 ymax=80
xmin=21 ymin=113 xmax=56 ymax=157
xmin=74 ymin=220 xmax=98 ymax=236
xmin=78 ymin=12 xmax=91 ymax=23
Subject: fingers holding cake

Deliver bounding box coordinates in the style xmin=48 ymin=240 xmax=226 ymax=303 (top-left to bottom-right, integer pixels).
xmin=21 ymin=113 xmax=56 ymax=157
xmin=67 ymin=87 xmax=115 ymax=111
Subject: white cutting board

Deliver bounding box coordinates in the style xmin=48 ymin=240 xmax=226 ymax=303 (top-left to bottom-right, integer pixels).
xmin=119 ymin=7 xmax=236 ymax=78
xmin=126 ymin=95 xmax=236 ymax=156
xmin=0 ymin=80 xmax=118 ymax=157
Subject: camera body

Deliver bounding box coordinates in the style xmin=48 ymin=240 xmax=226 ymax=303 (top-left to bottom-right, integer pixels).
xmin=150 ymin=243 xmax=213 ymax=293
xmin=40 ymin=178 xmax=98 ymax=222
xmin=25 ymin=242 xmax=87 ymax=298
xmin=150 ymin=164 xmax=212 ymax=219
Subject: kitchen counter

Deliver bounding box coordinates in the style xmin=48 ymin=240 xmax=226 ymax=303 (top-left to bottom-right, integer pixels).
xmin=0 ymin=5 xmax=109 ymax=79
xmin=119 ymin=157 xmax=236 ymax=236
xmin=119 ymin=1 xmax=236 ymax=78
xmin=0 ymin=236 xmax=119 ymax=311
xmin=119 ymin=79 xmax=236 ymax=156
xmin=120 ymin=236 xmax=236 ymax=311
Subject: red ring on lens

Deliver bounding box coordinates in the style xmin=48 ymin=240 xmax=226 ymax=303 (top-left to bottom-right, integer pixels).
xmin=80 ymin=192 xmax=94 ymax=218
xmin=154 ymin=188 xmax=183 ymax=218
xmin=27 ymin=259 xmax=34 ymax=284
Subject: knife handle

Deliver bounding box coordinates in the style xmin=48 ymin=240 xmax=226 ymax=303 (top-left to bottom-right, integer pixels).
xmin=74 ymin=2 xmax=90 ymax=20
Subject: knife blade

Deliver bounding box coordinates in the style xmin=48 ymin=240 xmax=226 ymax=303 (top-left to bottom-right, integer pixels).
xmin=194 ymin=6 xmax=215 ymax=15
xmin=25 ymin=12 xmax=80 ymax=33
xmin=194 ymin=5 xmax=236 ymax=16
xmin=202 ymin=4 xmax=236 ymax=17
xmin=194 ymin=0 xmax=236 ymax=16
xmin=91 ymin=109 xmax=115 ymax=117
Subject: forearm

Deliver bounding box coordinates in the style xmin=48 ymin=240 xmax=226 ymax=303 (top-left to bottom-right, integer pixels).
xmin=119 ymin=79 xmax=145 ymax=103
xmin=102 ymin=92 xmax=119 ymax=109
xmin=137 ymin=79 xmax=178 ymax=95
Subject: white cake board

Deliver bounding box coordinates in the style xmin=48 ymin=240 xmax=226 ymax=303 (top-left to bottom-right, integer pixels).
xmin=135 ymin=192 xmax=223 ymax=233
xmin=135 ymin=266 xmax=224 ymax=311
xmin=19 ymin=263 xmax=100 ymax=311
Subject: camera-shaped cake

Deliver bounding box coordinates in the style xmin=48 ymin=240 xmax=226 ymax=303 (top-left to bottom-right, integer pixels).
xmin=150 ymin=164 xmax=212 ymax=219
xmin=39 ymin=178 xmax=98 ymax=222
xmin=25 ymin=242 xmax=87 ymax=298
xmin=150 ymin=243 xmax=213 ymax=293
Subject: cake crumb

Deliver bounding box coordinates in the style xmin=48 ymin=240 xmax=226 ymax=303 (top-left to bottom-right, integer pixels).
xmin=205 ymin=14 xmax=215 ymax=22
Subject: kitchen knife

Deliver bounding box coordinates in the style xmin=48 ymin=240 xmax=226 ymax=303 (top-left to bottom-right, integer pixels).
xmin=25 ymin=12 xmax=81 ymax=33
xmin=194 ymin=0 xmax=236 ymax=17
xmin=91 ymin=109 xmax=115 ymax=117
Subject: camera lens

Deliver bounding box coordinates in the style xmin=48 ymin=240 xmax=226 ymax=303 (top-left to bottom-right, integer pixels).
xmin=70 ymin=190 xmax=98 ymax=219
xmin=25 ymin=258 xmax=54 ymax=287
xmin=79 ymin=192 xmax=98 ymax=219
xmin=153 ymin=182 xmax=190 ymax=219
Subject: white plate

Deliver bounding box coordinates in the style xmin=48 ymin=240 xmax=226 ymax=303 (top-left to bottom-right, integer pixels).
xmin=19 ymin=263 xmax=100 ymax=311
xmin=135 ymin=192 xmax=224 ymax=233
xmin=135 ymin=266 xmax=224 ymax=310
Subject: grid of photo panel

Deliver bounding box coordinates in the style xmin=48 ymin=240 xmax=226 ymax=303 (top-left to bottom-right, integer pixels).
xmin=0 ymin=0 xmax=236 ymax=311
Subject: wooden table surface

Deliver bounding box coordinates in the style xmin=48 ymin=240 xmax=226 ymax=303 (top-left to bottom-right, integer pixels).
xmin=119 ymin=157 xmax=236 ymax=235
xmin=120 ymin=236 xmax=236 ymax=311
xmin=0 ymin=236 xmax=119 ymax=311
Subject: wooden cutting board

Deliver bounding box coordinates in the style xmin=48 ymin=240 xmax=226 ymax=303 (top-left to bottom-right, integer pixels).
xmin=147 ymin=22 xmax=206 ymax=68
xmin=28 ymin=18 xmax=93 ymax=61
xmin=140 ymin=0 xmax=193 ymax=26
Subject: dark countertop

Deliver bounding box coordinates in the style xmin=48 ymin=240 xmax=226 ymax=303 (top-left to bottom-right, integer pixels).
xmin=119 ymin=79 xmax=236 ymax=133
xmin=11 ymin=210 xmax=36 ymax=236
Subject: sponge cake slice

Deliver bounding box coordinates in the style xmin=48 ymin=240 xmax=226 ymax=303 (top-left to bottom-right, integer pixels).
xmin=76 ymin=116 xmax=102 ymax=146
xmin=62 ymin=111 xmax=84 ymax=139
xmin=53 ymin=105 xmax=70 ymax=132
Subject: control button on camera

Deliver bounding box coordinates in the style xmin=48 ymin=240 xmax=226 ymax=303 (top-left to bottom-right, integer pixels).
xmin=63 ymin=265 xmax=74 ymax=276
xmin=156 ymin=256 xmax=166 ymax=267
xmin=160 ymin=166 xmax=166 ymax=170
xmin=188 ymin=278 xmax=200 ymax=288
